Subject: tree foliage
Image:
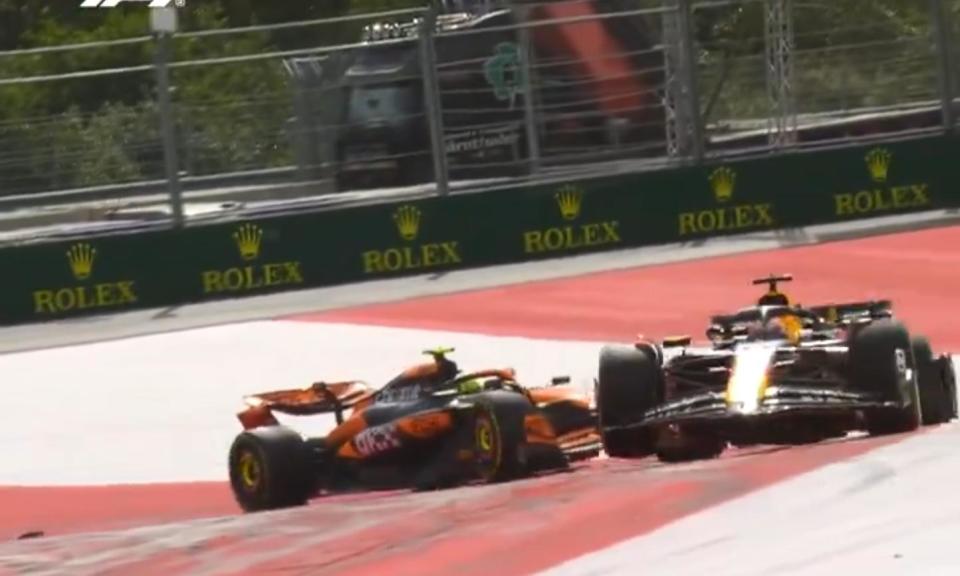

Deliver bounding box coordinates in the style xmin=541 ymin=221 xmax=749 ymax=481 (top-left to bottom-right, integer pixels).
xmin=693 ymin=0 xmax=945 ymax=121
xmin=0 ymin=1 xmax=418 ymax=195
xmin=0 ymin=0 xmax=954 ymax=195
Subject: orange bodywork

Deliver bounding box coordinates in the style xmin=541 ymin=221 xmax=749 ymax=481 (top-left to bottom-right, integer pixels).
xmin=237 ymin=404 xmax=279 ymax=430
xmin=528 ymin=385 xmax=591 ymax=410
xmin=236 ymin=359 xmax=599 ymax=465
xmin=526 ymin=384 xmax=600 ymax=453
xmin=555 ymin=426 xmax=602 ymax=453
xmin=326 ymin=413 xmax=369 ymax=449
xmin=399 ymin=362 xmax=441 ymax=380
xmin=395 ymin=411 xmax=454 ymax=439
xmin=236 ymin=380 xmax=374 ymax=430
xmin=524 ymin=412 xmax=558 ymax=444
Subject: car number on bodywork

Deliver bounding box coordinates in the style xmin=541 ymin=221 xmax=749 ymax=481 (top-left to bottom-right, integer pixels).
xmin=895 ymin=348 xmax=907 ymax=376
xmin=354 ymin=423 xmax=402 ymax=456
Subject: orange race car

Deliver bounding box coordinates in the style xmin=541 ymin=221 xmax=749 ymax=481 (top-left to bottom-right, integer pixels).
xmin=228 ymin=347 xmax=600 ymax=512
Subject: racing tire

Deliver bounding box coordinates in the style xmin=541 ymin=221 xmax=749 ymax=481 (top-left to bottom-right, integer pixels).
xmin=849 ymin=320 xmax=922 ymax=436
xmin=228 ymin=426 xmax=316 ymax=513
xmin=470 ymin=392 xmax=529 ymax=483
xmin=656 ymin=437 xmax=726 ymax=463
xmin=596 ymin=344 xmax=663 ymax=458
xmin=941 ymin=355 xmax=958 ymax=421
xmin=913 ymin=336 xmax=951 ymax=425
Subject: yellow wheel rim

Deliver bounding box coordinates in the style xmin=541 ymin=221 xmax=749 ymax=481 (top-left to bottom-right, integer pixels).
xmin=474 ymin=413 xmax=501 ymax=480
xmin=238 ymin=452 xmax=261 ymax=490
xmin=478 ymin=423 xmax=493 ymax=452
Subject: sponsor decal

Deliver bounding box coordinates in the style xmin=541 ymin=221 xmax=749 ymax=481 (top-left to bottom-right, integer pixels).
xmin=377 ymin=384 xmax=422 ymax=404
xmin=32 ymin=243 xmax=139 ymax=315
xmin=833 ymin=148 xmax=930 ymax=218
xmin=446 ymin=125 xmax=521 ymax=155
xmin=484 ymin=42 xmax=525 ymax=109
xmin=361 ymin=204 xmax=462 ymax=274
xmin=522 ymin=184 xmax=622 ymax=255
xmin=200 ymin=223 xmax=304 ymax=295
xmin=895 ymin=348 xmax=908 ymax=377
xmin=353 ymin=423 xmax=402 ymax=457
xmin=679 ymin=166 xmax=775 ymax=236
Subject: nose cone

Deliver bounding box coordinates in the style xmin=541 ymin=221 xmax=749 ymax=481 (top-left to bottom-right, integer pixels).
xmin=726 ymin=342 xmax=778 ymax=413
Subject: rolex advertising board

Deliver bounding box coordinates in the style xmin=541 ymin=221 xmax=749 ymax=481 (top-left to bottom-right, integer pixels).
xmin=819 ymin=140 xmax=943 ymax=222
xmin=0 ymin=133 xmax=956 ymax=327
xmin=0 ymin=230 xmax=180 ymax=325
xmin=674 ymin=164 xmax=778 ymax=237
xmin=515 ymin=182 xmax=635 ymax=259
xmin=195 ymin=222 xmax=306 ymax=298
xmin=356 ymin=201 xmax=466 ymax=277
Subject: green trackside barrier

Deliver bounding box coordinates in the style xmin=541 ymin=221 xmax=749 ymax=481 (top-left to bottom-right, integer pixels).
xmin=0 ymin=133 xmax=955 ymax=327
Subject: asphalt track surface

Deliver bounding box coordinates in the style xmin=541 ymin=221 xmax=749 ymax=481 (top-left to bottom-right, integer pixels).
xmin=1 ymin=211 xmax=959 ymax=575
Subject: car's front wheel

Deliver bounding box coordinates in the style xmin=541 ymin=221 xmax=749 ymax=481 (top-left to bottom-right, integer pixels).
xmin=913 ymin=336 xmax=953 ymax=425
xmin=596 ymin=344 xmax=664 ymax=458
xmin=849 ymin=320 xmax=922 ymax=435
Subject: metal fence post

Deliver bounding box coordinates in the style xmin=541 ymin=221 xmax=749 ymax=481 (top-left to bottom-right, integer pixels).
xmin=677 ymin=0 xmax=704 ymax=163
xmin=418 ymin=9 xmax=450 ymax=196
xmin=518 ymin=9 xmax=541 ymax=175
xmin=764 ymin=0 xmax=797 ymax=148
xmin=151 ymin=8 xmax=184 ymax=227
xmin=930 ymin=0 xmax=956 ymax=130
xmin=662 ymin=3 xmax=690 ymax=159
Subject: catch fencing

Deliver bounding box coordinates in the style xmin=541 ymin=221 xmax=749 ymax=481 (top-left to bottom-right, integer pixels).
xmin=0 ymin=0 xmax=956 ymax=238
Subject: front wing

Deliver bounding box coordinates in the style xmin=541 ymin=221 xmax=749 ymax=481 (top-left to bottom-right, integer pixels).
xmin=604 ymin=385 xmax=900 ymax=432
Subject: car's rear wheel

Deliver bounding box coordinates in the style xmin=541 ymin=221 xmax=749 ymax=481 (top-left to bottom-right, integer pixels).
xmin=942 ymin=355 xmax=958 ymax=421
xmin=914 ymin=336 xmax=952 ymax=425
xmin=849 ymin=320 xmax=922 ymax=435
xmin=596 ymin=344 xmax=663 ymax=458
xmin=228 ymin=426 xmax=316 ymax=512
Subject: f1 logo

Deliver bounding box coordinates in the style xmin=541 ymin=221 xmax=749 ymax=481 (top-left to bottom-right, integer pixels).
xmin=81 ymin=0 xmax=185 ymax=7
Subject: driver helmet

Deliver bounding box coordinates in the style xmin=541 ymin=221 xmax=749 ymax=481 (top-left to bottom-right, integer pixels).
xmin=750 ymin=315 xmax=801 ymax=344
xmin=758 ymin=290 xmax=790 ymax=307
xmin=457 ymin=378 xmax=483 ymax=395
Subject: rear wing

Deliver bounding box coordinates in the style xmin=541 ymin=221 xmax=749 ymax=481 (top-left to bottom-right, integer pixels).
xmin=806 ymin=300 xmax=893 ymax=324
xmin=239 ymin=381 xmax=374 ymax=428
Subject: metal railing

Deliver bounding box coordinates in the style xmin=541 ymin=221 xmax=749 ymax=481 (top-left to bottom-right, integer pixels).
xmin=0 ymin=0 xmax=956 ymax=241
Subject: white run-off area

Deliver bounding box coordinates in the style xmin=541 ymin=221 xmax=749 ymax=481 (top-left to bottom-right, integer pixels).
xmin=0 ymin=320 xmax=604 ymax=486
xmin=542 ymin=358 xmax=960 ymax=576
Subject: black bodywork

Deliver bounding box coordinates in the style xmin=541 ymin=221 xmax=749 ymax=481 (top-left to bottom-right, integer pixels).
xmin=597 ymin=275 xmax=956 ymax=460
xmin=636 ymin=304 xmax=901 ymax=444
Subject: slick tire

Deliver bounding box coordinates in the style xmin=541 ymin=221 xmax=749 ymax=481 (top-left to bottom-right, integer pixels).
xmin=228 ymin=426 xmax=315 ymax=513
xmin=470 ymin=391 xmax=529 ymax=483
xmin=940 ymin=354 xmax=958 ymax=421
xmin=850 ymin=320 xmax=922 ymax=435
xmin=596 ymin=344 xmax=663 ymax=458
xmin=913 ymin=336 xmax=952 ymax=425
xmin=656 ymin=437 xmax=726 ymax=463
